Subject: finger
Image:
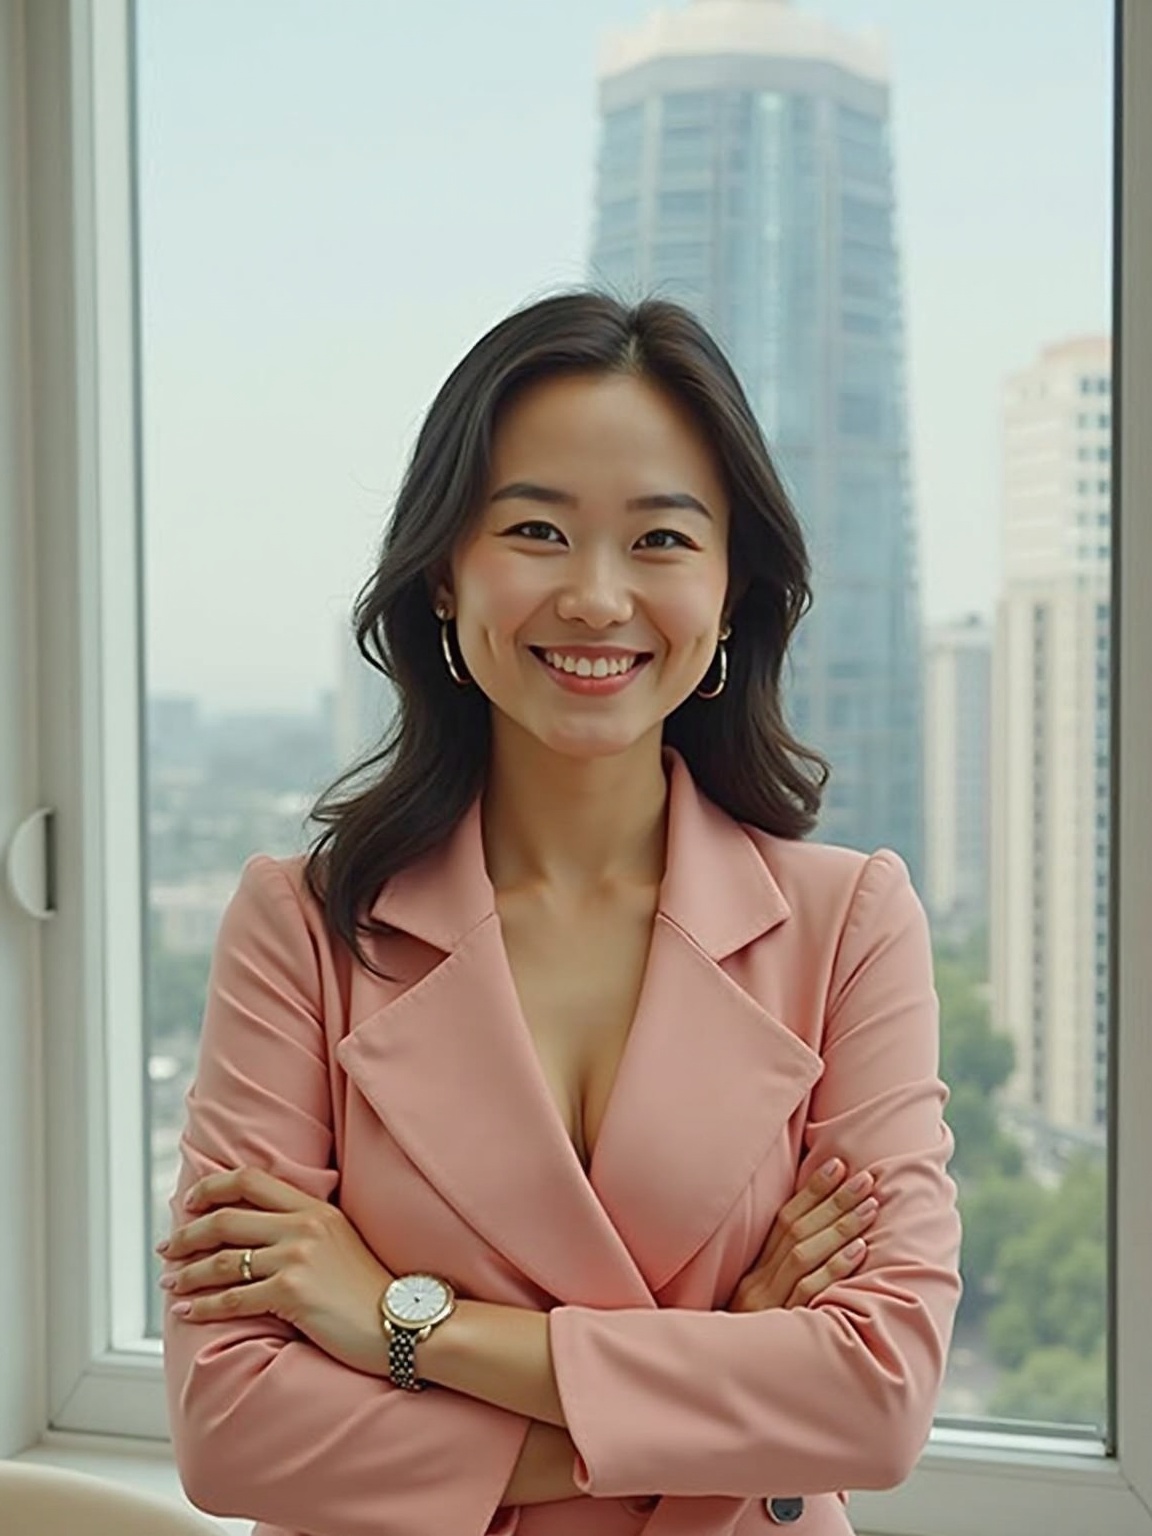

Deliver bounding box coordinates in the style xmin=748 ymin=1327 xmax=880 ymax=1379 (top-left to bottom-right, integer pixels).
xmin=750 ymin=1161 xmax=845 ymax=1265
xmin=162 ymin=1244 xmax=270 ymax=1296
xmin=774 ymin=1199 xmax=878 ymax=1289
xmin=785 ymin=1238 xmax=868 ymax=1309
xmin=161 ymin=1207 xmax=285 ymax=1261
xmin=182 ymin=1166 xmax=314 ymax=1216
xmin=782 ymin=1196 xmax=880 ymax=1274
xmin=753 ymin=1167 xmax=875 ymax=1272
xmin=168 ymin=1276 xmax=277 ymax=1324
xmin=753 ymin=1195 xmax=879 ymax=1301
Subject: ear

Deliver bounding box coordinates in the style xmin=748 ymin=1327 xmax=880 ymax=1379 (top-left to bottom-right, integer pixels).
xmin=723 ymin=574 xmax=751 ymax=627
xmin=426 ymin=565 xmax=454 ymax=614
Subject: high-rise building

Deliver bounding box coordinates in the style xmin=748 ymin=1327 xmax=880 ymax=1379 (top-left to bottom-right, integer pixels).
xmin=991 ymin=336 xmax=1111 ymax=1142
xmin=589 ymin=0 xmax=923 ymax=880
xmin=924 ymin=615 xmax=991 ymax=946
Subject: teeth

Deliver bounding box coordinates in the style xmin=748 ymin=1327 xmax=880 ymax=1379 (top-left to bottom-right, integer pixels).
xmin=542 ymin=650 xmax=639 ymax=678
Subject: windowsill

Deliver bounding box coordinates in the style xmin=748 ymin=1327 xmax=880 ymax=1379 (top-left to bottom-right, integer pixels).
xmin=11 ymin=1433 xmax=249 ymax=1535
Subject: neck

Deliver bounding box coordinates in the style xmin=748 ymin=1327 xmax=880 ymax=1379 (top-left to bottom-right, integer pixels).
xmin=480 ymin=723 xmax=670 ymax=902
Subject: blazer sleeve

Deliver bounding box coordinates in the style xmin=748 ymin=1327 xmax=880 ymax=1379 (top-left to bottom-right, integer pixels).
xmin=162 ymin=855 xmax=531 ymax=1536
xmin=547 ymin=848 xmax=963 ymax=1499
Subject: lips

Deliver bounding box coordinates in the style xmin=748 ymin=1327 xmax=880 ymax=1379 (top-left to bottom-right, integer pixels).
xmin=528 ymin=646 xmax=654 ymax=693
xmin=528 ymin=647 xmax=653 ymax=663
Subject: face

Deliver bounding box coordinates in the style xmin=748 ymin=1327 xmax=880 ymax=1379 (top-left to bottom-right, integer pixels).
xmin=435 ymin=370 xmax=732 ymax=762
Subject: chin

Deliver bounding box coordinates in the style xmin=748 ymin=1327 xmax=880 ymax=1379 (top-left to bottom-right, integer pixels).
xmin=528 ymin=721 xmax=662 ymax=763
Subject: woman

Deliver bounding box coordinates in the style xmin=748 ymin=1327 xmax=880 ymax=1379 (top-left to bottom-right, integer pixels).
xmin=158 ymin=291 xmax=962 ymax=1536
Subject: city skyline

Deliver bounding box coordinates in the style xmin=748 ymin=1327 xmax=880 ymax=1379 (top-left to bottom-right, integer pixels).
xmin=135 ymin=0 xmax=1113 ymax=712
xmin=586 ymin=1 xmax=926 ymax=876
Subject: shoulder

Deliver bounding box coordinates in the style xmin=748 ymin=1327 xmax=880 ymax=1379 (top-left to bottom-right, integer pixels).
xmin=739 ymin=823 xmax=920 ymax=928
xmin=219 ymin=850 xmax=333 ymax=957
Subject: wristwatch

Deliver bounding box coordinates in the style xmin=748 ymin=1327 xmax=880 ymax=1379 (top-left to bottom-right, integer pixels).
xmin=379 ymin=1273 xmax=457 ymax=1391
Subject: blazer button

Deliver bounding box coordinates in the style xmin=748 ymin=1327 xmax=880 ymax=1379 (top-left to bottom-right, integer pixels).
xmin=765 ymin=1496 xmax=804 ymax=1524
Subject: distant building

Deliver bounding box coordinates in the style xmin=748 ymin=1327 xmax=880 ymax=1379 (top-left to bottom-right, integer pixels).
xmin=149 ymin=873 xmax=239 ymax=956
xmin=924 ymin=615 xmax=991 ymax=944
xmin=333 ymin=619 xmax=397 ymax=768
xmin=148 ymin=695 xmax=204 ymax=770
xmin=589 ymin=0 xmax=924 ymax=882
xmin=990 ymin=336 xmax=1111 ymax=1141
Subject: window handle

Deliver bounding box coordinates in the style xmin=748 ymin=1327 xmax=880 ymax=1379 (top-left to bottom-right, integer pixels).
xmin=4 ymin=806 xmax=56 ymax=920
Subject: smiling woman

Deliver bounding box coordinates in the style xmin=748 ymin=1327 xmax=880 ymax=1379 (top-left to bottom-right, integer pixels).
xmin=302 ymin=290 xmax=831 ymax=979
xmin=159 ymin=289 xmax=963 ymax=1536
xmin=434 ymin=369 xmax=732 ymax=757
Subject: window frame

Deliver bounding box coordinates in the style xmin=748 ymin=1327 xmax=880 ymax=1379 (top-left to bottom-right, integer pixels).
xmin=14 ymin=0 xmax=1152 ymax=1530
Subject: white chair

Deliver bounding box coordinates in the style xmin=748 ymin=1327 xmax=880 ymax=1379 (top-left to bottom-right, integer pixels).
xmin=0 ymin=1460 xmax=222 ymax=1536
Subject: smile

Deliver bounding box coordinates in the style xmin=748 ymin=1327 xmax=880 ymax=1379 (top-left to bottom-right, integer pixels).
xmin=529 ymin=647 xmax=652 ymax=695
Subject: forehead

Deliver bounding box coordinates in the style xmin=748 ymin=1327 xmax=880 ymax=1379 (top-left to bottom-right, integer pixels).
xmin=489 ymin=372 xmax=727 ymax=504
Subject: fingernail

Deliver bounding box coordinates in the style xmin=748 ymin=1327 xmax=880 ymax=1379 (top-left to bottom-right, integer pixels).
xmin=159 ymin=1273 xmax=177 ymax=1289
xmin=846 ymin=1171 xmax=871 ymax=1192
xmin=844 ymin=1239 xmax=865 ymax=1257
xmin=172 ymin=1301 xmax=193 ymax=1316
xmin=155 ymin=1239 xmax=170 ymax=1254
xmin=821 ymin=1159 xmax=842 ymax=1178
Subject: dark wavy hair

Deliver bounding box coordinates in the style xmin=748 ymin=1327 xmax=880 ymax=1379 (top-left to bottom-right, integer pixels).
xmin=303 ymin=289 xmax=830 ymax=979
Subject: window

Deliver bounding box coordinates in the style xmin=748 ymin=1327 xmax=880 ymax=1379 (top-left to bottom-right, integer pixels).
xmin=10 ymin=3 xmax=1152 ymax=1535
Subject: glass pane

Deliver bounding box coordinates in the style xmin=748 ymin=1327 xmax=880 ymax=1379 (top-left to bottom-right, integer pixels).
xmin=136 ymin=0 xmax=1114 ymax=1441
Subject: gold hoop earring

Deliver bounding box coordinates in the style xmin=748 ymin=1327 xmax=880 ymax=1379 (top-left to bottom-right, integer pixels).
xmin=696 ymin=625 xmax=731 ymax=700
xmin=435 ymin=605 xmax=471 ymax=687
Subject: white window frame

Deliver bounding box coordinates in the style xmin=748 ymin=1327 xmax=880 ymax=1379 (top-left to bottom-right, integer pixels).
xmin=8 ymin=0 xmax=1151 ymax=1531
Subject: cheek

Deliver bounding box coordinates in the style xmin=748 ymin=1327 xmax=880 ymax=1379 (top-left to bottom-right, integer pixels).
xmin=655 ymin=578 xmax=727 ymax=648
xmin=457 ymin=550 xmax=544 ymax=634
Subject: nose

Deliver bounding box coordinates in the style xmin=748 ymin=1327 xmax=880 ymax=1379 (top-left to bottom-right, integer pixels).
xmin=553 ymin=547 xmax=634 ymax=628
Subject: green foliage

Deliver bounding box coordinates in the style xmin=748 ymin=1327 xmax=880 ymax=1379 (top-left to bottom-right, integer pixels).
xmin=936 ymin=964 xmax=1014 ymax=1098
xmin=986 ymin=1153 xmax=1106 ymax=1369
xmin=945 ymin=1082 xmax=1025 ymax=1181
xmin=932 ymin=937 xmax=1107 ymax=1424
xmin=988 ymin=1342 xmax=1107 ymax=1431
xmin=935 ymin=945 xmax=1020 ymax=1181
xmin=958 ymin=1172 xmax=1049 ymax=1317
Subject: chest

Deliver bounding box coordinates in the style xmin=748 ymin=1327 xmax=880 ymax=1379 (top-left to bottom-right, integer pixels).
xmin=496 ymin=892 xmax=657 ymax=1172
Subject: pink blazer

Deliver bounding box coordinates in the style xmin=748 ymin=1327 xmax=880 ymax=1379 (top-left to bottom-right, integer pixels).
xmin=163 ymin=745 xmax=962 ymax=1536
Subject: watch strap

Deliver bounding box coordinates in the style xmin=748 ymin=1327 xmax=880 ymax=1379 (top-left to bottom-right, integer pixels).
xmin=387 ymin=1321 xmax=430 ymax=1392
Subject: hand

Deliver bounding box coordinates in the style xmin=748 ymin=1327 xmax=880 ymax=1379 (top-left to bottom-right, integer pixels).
xmin=727 ymin=1160 xmax=878 ymax=1314
xmin=156 ymin=1167 xmax=395 ymax=1377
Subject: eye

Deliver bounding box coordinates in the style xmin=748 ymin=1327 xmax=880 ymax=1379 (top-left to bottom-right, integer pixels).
xmin=502 ymin=521 xmax=565 ymax=542
xmin=642 ymin=528 xmax=694 ymax=552
xmin=499 ymin=522 xmax=695 ymax=550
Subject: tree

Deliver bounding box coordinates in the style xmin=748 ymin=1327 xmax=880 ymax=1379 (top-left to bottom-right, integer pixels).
xmin=989 ymin=1342 xmax=1106 ymax=1430
xmin=986 ymin=1153 xmax=1106 ymax=1369
xmin=957 ymin=1171 xmax=1049 ymax=1321
xmin=933 ymin=946 xmax=1021 ymax=1181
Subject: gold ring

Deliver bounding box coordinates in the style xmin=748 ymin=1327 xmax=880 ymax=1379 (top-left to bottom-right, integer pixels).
xmin=240 ymin=1248 xmax=254 ymax=1283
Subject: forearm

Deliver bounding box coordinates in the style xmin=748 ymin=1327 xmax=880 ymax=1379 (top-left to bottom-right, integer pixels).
xmin=499 ymin=1422 xmax=583 ymax=1507
xmin=418 ymin=1300 xmax=566 ymax=1426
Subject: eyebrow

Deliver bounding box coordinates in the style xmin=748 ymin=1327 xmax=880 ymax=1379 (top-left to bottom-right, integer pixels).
xmin=489 ymin=481 xmax=713 ymax=523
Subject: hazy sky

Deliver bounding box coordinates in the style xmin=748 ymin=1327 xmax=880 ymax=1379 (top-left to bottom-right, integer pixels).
xmin=134 ymin=0 xmax=1114 ymax=714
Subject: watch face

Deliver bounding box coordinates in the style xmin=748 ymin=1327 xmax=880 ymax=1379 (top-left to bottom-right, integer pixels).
xmin=386 ymin=1274 xmax=449 ymax=1325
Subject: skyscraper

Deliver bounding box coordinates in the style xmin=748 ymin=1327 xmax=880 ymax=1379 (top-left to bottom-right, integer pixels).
xmin=991 ymin=336 xmax=1112 ymax=1143
xmin=589 ymin=0 xmax=923 ymax=881
xmin=924 ymin=615 xmax=991 ymax=945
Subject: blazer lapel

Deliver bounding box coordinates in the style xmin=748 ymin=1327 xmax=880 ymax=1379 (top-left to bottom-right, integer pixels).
xmin=334 ymin=796 xmax=654 ymax=1309
xmin=335 ymin=747 xmax=824 ymax=1306
xmin=588 ymin=749 xmax=826 ymax=1291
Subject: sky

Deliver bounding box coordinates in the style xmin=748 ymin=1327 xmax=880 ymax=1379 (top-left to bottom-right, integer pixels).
xmin=133 ymin=0 xmax=1115 ymax=715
